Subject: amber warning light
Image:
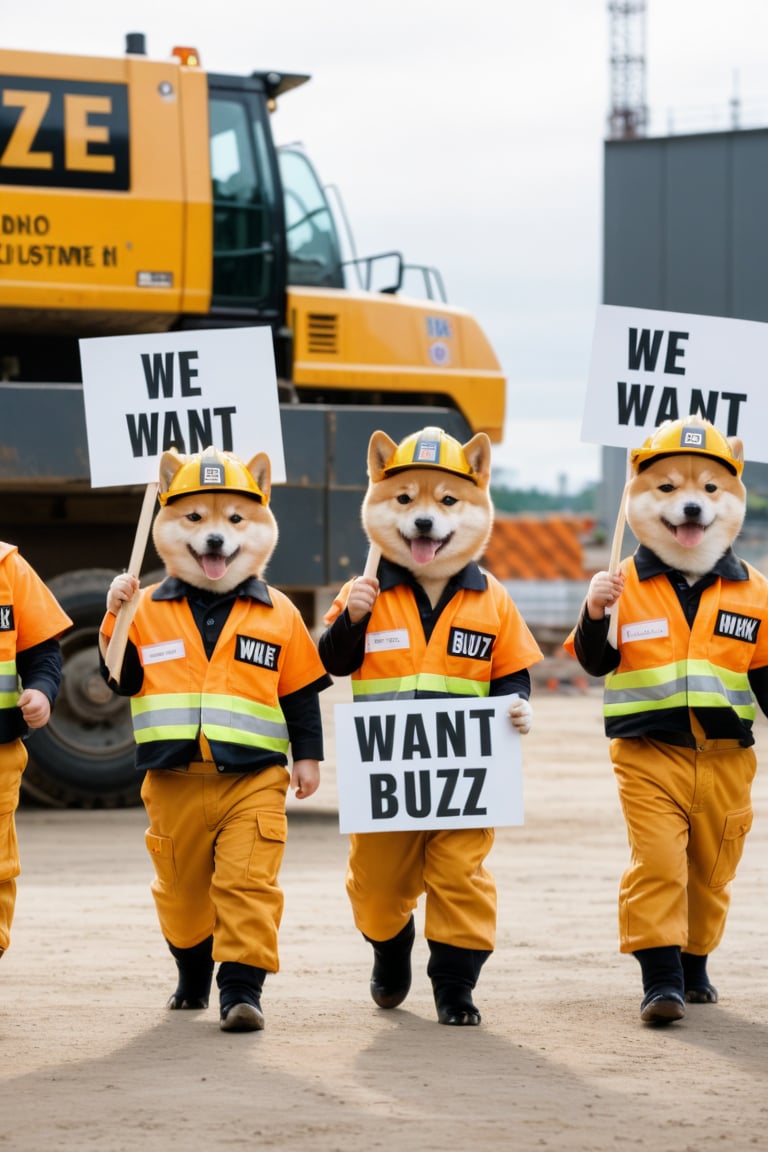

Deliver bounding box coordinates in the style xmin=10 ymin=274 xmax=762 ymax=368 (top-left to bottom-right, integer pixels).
xmin=171 ymin=46 xmax=201 ymax=67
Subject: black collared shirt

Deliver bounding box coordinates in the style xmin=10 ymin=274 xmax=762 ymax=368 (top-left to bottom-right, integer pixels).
xmin=635 ymin=544 xmax=748 ymax=626
xmin=100 ymin=576 xmax=329 ymax=767
xmin=574 ymin=546 xmax=750 ymax=676
xmin=572 ymin=545 xmax=768 ymax=746
xmin=318 ymin=557 xmax=532 ymax=699
xmin=152 ymin=576 xmax=273 ymax=658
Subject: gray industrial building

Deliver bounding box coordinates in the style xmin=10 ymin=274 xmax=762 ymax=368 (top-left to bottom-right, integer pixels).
xmin=600 ymin=126 xmax=768 ymax=560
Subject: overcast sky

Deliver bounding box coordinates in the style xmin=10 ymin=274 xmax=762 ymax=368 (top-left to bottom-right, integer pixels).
xmin=6 ymin=1 xmax=768 ymax=492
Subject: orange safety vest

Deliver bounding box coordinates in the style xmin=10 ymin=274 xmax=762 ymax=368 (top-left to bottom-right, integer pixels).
xmin=102 ymin=584 xmax=327 ymax=771
xmin=326 ymin=570 xmax=543 ymax=700
xmin=0 ymin=543 xmax=72 ymax=742
xmin=600 ymin=558 xmax=768 ymax=738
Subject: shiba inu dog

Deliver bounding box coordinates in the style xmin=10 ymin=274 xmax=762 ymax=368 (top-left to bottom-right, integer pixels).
xmin=565 ymin=417 xmax=768 ymax=1027
xmin=362 ymin=427 xmax=494 ymax=602
xmin=100 ymin=445 xmax=330 ymax=1034
xmin=152 ymin=448 xmax=278 ymax=592
xmin=319 ymin=426 xmax=543 ymax=1026
xmin=626 ymin=417 xmax=745 ymax=583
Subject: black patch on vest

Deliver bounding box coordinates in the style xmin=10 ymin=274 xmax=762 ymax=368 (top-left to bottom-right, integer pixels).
xmin=714 ymin=610 xmax=760 ymax=644
xmin=0 ymin=606 xmax=14 ymax=631
xmin=447 ymin=626 xmax=494 ymax=661
xmin=235 ymin=634 xmax=281 ymax=669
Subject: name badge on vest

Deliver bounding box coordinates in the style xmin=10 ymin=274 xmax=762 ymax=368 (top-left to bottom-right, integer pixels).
xmin=365 ymin=628 xmax=409 ymax=653
xmin=141 ymin=639 xmax=186 ymax=665
xmin=0 ymin=606 xmax=14 ymax=631
xmin=621 ymin=617 xmax=669 ymax=644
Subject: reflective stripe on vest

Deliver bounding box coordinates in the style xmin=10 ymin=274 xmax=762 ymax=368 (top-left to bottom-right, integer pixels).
xmin=351 ymin=672 xmax=490 ymax=701
xmin=0 ymin=659 xmax=18 ymax=709
xmin=130 ymin=691 xmax=289 ymax=752
xmin=131 ymin=693 xmax=199 ymax=743
xmin=200 ymin=692 xmax=289 ymax=752
xmin=604 ymin=658 xmax=755 ymax=721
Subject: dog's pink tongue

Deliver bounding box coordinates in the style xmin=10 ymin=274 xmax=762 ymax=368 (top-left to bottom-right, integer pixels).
xmin=676 ymin=524 xmax=705 ymax=548
xmin=411 ymin=537 xmax=440 ymax=565
xmin=201 ymin=554 xmax=228 ymax=579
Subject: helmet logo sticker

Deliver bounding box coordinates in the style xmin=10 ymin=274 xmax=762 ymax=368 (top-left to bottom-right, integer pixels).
xmin=415 ymin=440 xmax=440 ymax=464
xmin=201 ymin=462 xmax=225 ymax=486
xmin=681 ymin=427 xmax=705 ymax=448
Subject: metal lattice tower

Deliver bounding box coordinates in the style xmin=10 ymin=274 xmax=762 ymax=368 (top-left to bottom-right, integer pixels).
xmin=608 ymin=1 xmax=647 ymax=139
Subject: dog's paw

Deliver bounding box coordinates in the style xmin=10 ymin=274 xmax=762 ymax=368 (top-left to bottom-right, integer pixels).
xmin=107 ymin=573 xmax=140 ymax=615
xmin=508 ymin=698 xmax=532 ymax=735
xmin=586 ymin=569 xmax=625 ymax=619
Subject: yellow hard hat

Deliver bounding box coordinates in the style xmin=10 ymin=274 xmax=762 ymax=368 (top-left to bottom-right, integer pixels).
xmin=381 ymin=426 xmax=477 ymax=483
xmin=630 ymin=419 xmax=744 ymax=477
xmin=157 ymin=446 xmax=268 ymax=505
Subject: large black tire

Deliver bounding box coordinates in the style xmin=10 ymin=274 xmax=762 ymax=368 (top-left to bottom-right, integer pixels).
xmin=21 ymin=569 xmax=142 ymax=808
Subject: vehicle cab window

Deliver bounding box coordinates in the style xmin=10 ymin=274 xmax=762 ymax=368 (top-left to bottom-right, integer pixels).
xmin=278 ymin=147 xmax=344 ymax=289
xmin=209 ymin=96 xmax=278 ymax=305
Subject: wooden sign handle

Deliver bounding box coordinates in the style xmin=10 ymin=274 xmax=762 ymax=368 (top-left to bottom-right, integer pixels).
xmin=363 ymin=544 xmax=381 ymax=580
xmin=608 ymin=481 xmax=629 ymax=577
xmin=104 ymin=482 xmax=159 ymax=683
xmin=606 ymin=451 xmax=631 ymax=648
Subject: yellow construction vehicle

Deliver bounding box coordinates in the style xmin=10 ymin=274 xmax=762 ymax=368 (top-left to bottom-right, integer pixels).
xmin=0 ymin=36 xmax=506 ymax=806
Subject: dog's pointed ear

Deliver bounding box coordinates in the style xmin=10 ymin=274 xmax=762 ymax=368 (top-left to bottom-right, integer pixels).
xmin=367 ymin=431 xmax=398 ymax=482
xmin=463 ymin=432 xmax=492 ymax=489
xmin=728 ymin=437 xmax=744 ymax=472
xmin=158 ymin=448 xmax=185 ymax=498
xmin=247 ymin=453 xmax=272 ymax=503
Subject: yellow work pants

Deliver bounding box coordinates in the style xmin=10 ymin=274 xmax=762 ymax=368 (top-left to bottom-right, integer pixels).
xmin=140 ymin=763 xmax=289 ymax=971
xmin=611 ymin=729 xmax=756 ymax=955
xmin=347 ymin=827 xmax=497 ymax=950
xmin=0 ymin=740 xmax=26 ymax=952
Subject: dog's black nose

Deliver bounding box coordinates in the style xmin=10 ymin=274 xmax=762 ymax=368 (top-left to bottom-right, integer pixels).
xmin=206 ymin=534 xmax=225 ymax=552
xmin=414 ymin=517 xmax=433 ymax=534
xmin=683 ymin=503 xmax=702 ymax=520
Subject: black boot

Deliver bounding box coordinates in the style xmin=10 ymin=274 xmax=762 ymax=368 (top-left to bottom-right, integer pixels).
xmin=364 ymin=916 xmax=415 ymax=1009
xmin=217 ymin=961 xmax=267 ymax=1032
xmin=635 ymin=945 xmax=686 ymax=1023
xmin=427 ymin=940 xmax=490 ymax=1026
xmin=166 ymin=936 xmax=214 ymax=1010
xmin=682 ymin=951 xmax=718 ymax=1004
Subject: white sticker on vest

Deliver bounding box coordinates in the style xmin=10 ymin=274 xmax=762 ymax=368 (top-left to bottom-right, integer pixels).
xmin=365 ymin=629 xmax=410 ymax=653
xmin=140 ymin=639 xmax=186 ymax=664
xmin=621 ymin=618 xmax=669 ymax=644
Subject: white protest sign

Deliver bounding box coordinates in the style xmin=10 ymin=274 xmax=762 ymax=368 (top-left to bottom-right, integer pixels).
xmin=79 ymin=326 xmax=286 ymax=488
xmin=334 ymin=695 xmax=524 ymax=834
xmin=582 ymin=304 xmax=768 ymax=461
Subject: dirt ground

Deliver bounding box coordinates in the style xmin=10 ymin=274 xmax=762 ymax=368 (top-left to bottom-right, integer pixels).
xmin=2 ymin=681 xmax=767 ymax=1152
